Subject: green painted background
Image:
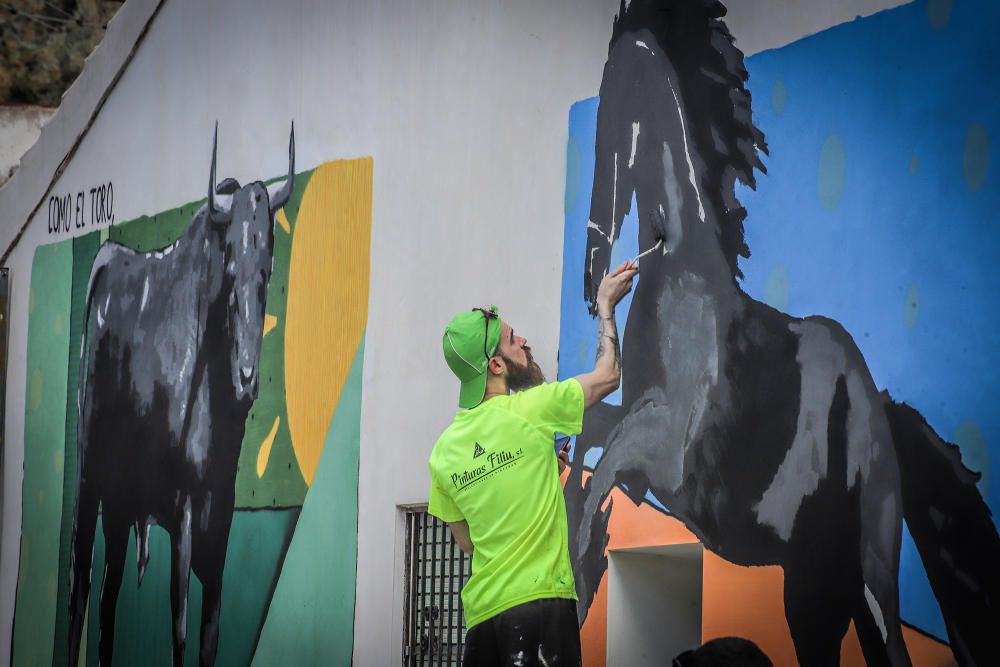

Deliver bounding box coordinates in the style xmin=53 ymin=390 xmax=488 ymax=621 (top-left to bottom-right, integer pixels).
xmin=14 ymin=241 xmax=72 ymax=667
xmin=253 ymin=339 xmax=364 ymax=666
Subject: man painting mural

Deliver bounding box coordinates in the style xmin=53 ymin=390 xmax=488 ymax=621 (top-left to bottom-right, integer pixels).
xmin=428 ymin=260 xmax=639 ymax=666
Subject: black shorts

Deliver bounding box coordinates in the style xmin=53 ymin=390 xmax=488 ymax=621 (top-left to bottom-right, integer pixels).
xmin=462 ymin=597 xmax=582 ymax=666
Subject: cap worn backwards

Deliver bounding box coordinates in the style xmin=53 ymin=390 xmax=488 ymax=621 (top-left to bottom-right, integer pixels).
xmin=442 ymin=306 xmax=501 ymax=409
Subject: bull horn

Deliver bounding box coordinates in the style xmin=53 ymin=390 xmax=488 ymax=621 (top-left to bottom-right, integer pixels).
xmin=208 ymin=122 xmax=229 ymax=222
xmin=269 ymin=122 xmax=295 ymax=214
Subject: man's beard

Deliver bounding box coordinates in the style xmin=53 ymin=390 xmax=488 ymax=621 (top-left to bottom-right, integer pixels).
xmin=501 ymin=346 xmax=546 ymax=391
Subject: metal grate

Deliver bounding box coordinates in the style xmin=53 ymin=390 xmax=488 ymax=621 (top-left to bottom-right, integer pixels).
xmin=402 ymin=508 xmax=471 ymax=666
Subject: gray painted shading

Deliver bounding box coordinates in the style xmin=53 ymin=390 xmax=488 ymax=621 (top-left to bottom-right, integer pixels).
xmin=67 ymin=124 xmax=294 ymax=666
xmin=563 ymin=2 xmax=1000 ymax=666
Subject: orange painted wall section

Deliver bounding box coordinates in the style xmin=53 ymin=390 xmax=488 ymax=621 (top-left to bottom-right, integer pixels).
xmin=569 ymin=474 xmax=957 ymax=667
xmin=701 ymin=552 xmax=795 ymax=665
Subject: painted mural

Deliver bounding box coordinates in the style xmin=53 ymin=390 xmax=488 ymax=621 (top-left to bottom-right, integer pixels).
xmin=13 ymin=127 xmax=372 ymax=666
xmin=559 ymin=1 xmax=999 ymax=666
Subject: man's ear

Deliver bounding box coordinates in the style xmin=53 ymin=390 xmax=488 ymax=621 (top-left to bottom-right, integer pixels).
xmin=487 ymin=355 xmax=506 ymax=377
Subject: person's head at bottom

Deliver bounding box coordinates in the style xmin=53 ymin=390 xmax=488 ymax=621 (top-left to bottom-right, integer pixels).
xmin=673 ymin=637 xmax=774 ymax=667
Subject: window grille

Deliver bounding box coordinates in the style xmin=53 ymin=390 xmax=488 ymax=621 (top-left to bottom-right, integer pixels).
xmin=402 ymin=507 xmax=471 ymax=666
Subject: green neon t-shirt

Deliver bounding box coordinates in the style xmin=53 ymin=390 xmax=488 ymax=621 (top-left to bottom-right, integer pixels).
xmin=427 ymin=378 xmax=584 ymax=629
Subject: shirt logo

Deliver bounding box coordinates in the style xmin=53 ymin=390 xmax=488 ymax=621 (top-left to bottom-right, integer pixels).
xmin=473 ymin=442 xmax=486 ymax=458
xmin=452 ymin=447 xmax=525 ymax=491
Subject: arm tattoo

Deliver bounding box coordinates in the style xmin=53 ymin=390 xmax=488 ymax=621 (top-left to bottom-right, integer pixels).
xmin=595 ymin=313 xmax=622 ymax=371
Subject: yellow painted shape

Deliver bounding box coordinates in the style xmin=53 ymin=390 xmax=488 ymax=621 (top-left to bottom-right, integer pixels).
xmin=276 ymin=208 xmax=291 ymax=234
xmin=285 ymin=158 xmax=372 ymax=485
xmin=263 ymin=314 xmax=278 ymax=337
xmin=256 ymin=416 xmax=282 ymax=478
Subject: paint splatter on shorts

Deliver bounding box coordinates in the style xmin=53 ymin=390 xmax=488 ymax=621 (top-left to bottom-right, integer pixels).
xmin=462 ymin=597 xmax=582 ymax=666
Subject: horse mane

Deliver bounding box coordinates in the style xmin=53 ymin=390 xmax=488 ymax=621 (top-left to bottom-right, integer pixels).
xmin=610 ymin=0 xmax=767 ymax=279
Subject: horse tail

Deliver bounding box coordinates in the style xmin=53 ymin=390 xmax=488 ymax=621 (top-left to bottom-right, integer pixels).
xmin=885 ymin=400 xmax=1000 ymax=665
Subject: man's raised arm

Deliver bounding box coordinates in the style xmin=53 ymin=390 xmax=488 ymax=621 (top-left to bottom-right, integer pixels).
xmin=575 ymin=259 xmax=639 ymax=409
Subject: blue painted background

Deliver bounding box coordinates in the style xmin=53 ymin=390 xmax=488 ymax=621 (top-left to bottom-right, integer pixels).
xmin=558 ymin=0 xmax=997 ymax=642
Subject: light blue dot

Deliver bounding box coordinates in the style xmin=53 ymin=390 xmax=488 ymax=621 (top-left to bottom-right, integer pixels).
xmin=772 ymin=80 xmax=787 ymax=115
xmin=954 ymin=421 xmax=989 ymax=494
xmin=818 ymin=134 xmax=846 ymax=211
xmin=963 ymin=123 xmax=989 ymax=192
xmin=565 ymin=136 xmax=582 ymax=216
xmin=904 ymin=287 xmax=920 ymax=328
xmin=927 ymin=0 xmax=953 ymax=30
xmin=764 ymin=265 xmax=789 ymax=311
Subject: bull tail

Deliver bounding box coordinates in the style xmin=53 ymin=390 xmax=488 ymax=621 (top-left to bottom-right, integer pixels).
xmin=135 ymin=518 xmax=152 ymax=586
xmin=76 ymin=257 xmax=107 ymax=424
xmin=886 ymin=401 xmax=1000 ymax=665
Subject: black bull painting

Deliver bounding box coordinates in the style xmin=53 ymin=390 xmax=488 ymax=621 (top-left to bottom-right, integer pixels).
xmin=68 ymin=125 xmax=294 ymax=666
xmin=563 ymin=1 xmax=1000 ymax=666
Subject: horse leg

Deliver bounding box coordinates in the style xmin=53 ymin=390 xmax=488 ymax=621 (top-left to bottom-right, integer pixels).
xmin=571 ymin=403 xmax=661 ymax=624
xmin=170 ymin=498 xmax=193 ymax=667
xmin=571 ymin=460 xmax=613 ymax=624
xmin=781 ymin=373 xmax=857 ymax=666
xmin=68 ymin=475 xmax=99 ymax=666
xmin=97 ymin=515 xmax=129 ymax=666
xmin=565 ymin=401 xmax=624 ymax=575
xmin=853 ymin=477 xmax=911 ymax=666
xmin=849 ymin=525 xmax=910 ymax=667
xmin=783 ymin=552 xmax=855 ymax=667
xmin=852 ymin=599 xmax=895 ymax=667
xmin=832 ymin=377 xmax=912 ymax=667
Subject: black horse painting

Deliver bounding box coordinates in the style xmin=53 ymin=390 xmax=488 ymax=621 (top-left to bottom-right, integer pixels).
xmin=564 ymin=2 xmax=1000 ymax=666
xmin=68 ymin=125 xmax=294 ymax=666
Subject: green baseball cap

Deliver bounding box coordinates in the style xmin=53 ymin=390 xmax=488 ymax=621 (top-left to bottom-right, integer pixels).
xmin=443 ymin=306 xmax=502 ymax=409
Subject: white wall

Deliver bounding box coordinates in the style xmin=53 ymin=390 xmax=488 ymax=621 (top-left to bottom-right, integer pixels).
xmin=0 ymin=0 xmax=914 ymax=664
xmin=351 ymin=3 xmax=622 ymax=663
